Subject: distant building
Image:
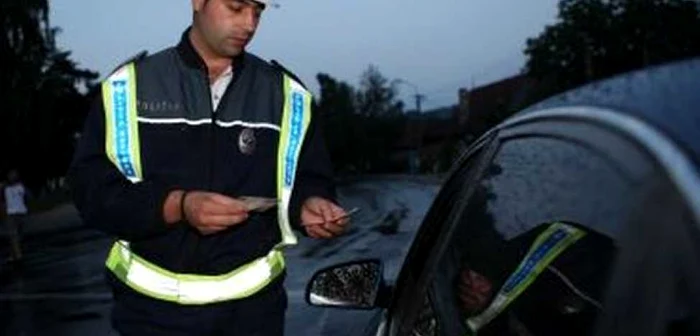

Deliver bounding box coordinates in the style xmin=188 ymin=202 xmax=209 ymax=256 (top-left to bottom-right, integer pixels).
xmin=458 ymin=74 xmax=536 ymax=139
xmin=391 ymin=74 xmax=536 ymax=173
xmin=391 ymin=109 xmax=461 ymax=173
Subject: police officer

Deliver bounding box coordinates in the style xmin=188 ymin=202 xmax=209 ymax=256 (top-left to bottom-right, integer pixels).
xmin=69 ymin=0 xmax=349 ymax=334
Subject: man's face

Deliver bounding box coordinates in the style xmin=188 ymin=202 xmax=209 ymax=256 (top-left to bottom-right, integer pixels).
xmin=458 ymin=268 xmax=493 ymax=315
xmin=192 ymin=0 xmax=264 ymax=57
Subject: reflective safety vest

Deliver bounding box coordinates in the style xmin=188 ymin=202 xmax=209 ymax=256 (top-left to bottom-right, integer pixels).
xmin=465 ymin=222 xmax=586 ymax=334
xmin=101 ymin=63 xmax=312 ymax=304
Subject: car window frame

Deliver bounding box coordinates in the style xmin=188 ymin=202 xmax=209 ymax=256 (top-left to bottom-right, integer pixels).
xmin=385 ymin=132 xmax=502 ymax=336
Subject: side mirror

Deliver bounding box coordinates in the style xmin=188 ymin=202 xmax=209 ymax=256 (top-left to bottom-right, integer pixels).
xmin=306 ymin=259 xmax=385 ymax=310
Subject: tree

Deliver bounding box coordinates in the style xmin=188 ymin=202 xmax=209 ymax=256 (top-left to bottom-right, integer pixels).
xmin=356 ymin=65 xmax=403 ymax=118
xmin=524 ymin=0 xmax=700 ymax=101
xmin=315 ymin=73 xmax=362 ymax=173
xmin=315 ymin=66 xmax=406 ymax=174
xmin=355 ymin=66 xmax=405 ymax=173
xmin=0 ymin=0 xmax=98 ymax=190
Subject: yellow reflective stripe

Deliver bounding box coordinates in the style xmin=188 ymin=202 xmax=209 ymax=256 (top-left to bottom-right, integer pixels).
xmin=466 ymin=222 xmax=586 ymax=334
xmin=102 ymin=80 xmax=116 ymax=171
xmin=102 ymin=63 xmax=142 ymax=182
xmin=105 ymin=241 xmax=286 ymax=305
xmin=106 ymin=242 xmax=177 ymax=302
xmin=276 ymin=75 xmax=312 ymax=248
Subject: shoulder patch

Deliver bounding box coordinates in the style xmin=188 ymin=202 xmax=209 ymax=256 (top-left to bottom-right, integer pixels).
xmin=107 ymin=50 xmax=148 ymax=77
xmin=271 ymin=60 xmax=308 ymax=90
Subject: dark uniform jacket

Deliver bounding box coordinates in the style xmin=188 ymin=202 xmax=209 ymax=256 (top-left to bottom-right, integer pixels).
xmin=69 ymin=29 xmax=335 ymax=276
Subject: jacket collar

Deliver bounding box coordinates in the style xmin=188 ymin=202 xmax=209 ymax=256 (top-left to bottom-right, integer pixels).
xmin=176 ymin=27 xmax=245 ymax=73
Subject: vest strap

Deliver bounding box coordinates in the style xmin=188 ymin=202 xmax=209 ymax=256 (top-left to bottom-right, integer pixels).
xmin=106 ymin=241 xmax=286 ymax=305
xmin=103 ymin=63 xmax=143 ymax=183
xmin=276 ymin=74 xmax=313 ymax=248
xmin=466 ymin=222 xmax=586 ymax=334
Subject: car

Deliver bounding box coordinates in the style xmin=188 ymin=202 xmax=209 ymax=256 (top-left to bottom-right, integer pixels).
xmin=304 ymin=57 xmax=700 ymax=336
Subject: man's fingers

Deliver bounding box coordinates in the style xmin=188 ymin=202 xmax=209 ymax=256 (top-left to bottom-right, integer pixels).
xmin=312 ymin=200 xmax=335 ymax=223
xmin=207 ymin=193 xmax=239 ymax=205
xmin=204 ymin=214 xmax=249 ymax=226
xmin=331 ymin=216 xmax=350 ymax=227
xmin=183 ymin=192 xmax=251 ymax=235
xmin=328 ymin=204 xmax=346 ymax=220
xmin=208 ymin=194 xmax=249 ymax=212
xmin=302 ymin=212 xmax=350 ymax=227
xmin=306 ymin=225 xmax=334 ymax=239
xmin=196 ymin=223 xmax=231 ymax=235
xmin=303 ymin=221 xmax=345 ymax=238
xmin=202 ymin=198 xmax=249 ymax=217
xmin=301 ymin=198 xmax=352 ymax=236
xmin=321 ymin=206 xmax=346 ymax=224
xmin=307 ymin=230 xmax=322 ymax=239
xmin=323 ymin=222 xmax=345 ymax=235
xmin=315 ymin=199 xmax=337 ymax=223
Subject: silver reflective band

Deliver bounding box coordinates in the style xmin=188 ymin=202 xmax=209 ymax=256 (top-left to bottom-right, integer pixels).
xmin=106 ymin=241 xmax=285 ymax=305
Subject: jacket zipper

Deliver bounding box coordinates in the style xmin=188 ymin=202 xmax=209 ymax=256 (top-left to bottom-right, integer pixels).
xmin=177 ymin=70 xmax=216 ymax=273
xmin=193 ymin=71 xmax=218 ymax=272
xmin=179 ymin=62 xmax=241 ymax=273
xmin=206 ymin=72 xmax=217 ymax=190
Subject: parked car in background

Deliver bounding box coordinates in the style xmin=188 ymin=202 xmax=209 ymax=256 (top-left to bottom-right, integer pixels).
xmin=306 ymin=58 xmax=700 ymax=336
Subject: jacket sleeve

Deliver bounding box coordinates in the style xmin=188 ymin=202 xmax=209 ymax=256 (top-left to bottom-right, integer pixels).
xmin=288 ymin=108 xmax=337 ymax=234
xmin=68 ymin=90 xmax=175 ymax=241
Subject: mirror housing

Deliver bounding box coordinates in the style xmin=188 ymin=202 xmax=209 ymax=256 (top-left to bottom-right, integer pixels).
xmin=305 ymin=259 xmax=388 ymax=310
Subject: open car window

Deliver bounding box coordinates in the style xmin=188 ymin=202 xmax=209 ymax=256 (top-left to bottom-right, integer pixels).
xmin=390 ymin=137 xmax=500 ymax=336
xmin=411 ymin=133 xmax=651 ymax=336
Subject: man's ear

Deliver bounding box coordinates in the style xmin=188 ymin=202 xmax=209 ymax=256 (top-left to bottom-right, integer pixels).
xmin=192 ymin=0 xmax=206 ymax=13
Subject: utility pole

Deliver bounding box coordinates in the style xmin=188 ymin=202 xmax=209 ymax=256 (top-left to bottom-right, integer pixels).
xmin=413 ymin=93 xmax=426 ymax=113
xmin=396 ymin=79 xmax=425 ymax=113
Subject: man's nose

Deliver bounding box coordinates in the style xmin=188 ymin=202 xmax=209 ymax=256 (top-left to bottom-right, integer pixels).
xmin=241 ymin=9 xmax=259 ymax=34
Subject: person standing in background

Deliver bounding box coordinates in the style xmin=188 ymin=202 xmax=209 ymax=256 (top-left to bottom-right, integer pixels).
xmin=3 ymin=169 xmax=28 ymax=262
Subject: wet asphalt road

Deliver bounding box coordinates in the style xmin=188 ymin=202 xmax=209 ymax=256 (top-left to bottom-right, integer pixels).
xmin=0 ymin=178 xmax=439 ymax=336
xmin=0 ymin=222 xmax=115 ymax=335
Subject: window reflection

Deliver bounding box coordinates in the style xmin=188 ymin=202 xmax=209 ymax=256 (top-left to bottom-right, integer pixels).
xmin=424 ymin=138 xmax=630 ymax=335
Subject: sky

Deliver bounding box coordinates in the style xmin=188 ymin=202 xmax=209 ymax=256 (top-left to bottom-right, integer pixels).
xmin=50 ymin=0 xmax=560 ymax=110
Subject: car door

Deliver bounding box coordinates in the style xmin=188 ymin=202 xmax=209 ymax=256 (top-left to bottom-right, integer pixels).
xmin=385 ymin=107 xmax=700 ymax=336
xmin=381 ymin=134 xmax=502 ymax=336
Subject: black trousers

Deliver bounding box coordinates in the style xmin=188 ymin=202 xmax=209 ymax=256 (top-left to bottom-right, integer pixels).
xmin=108 ymin=273 xmax=287 ymax=336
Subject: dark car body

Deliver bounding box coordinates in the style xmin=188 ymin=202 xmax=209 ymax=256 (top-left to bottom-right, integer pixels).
xmin=307 ymin=58 xmax=700 ymax=336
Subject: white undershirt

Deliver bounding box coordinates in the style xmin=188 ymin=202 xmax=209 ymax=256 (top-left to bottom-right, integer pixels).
xmin=211 ymin=66 xmax=233 ymax=111
xmin=4 ymin=183 xmax=28 ymax=215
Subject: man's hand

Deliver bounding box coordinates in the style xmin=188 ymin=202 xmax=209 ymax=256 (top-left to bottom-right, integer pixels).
xmin=301 ymin=197 xmax=349 ymax=239
xmin=180 ymin=191 xmax=250 ymax=235
xmin=458 ymin=268 xmax=493 ymax=315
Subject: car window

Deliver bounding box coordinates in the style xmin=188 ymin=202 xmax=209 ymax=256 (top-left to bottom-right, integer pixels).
xmin=484 ymin=137 xmax=639 ymax=239
xmin=391 ymin=139 xmax=501 ymax=336
xmin=415 ymin=136 xmax=638 ymax=336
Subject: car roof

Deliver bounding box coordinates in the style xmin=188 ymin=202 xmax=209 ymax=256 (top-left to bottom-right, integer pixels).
xmin=521 ymin=57 xmax=700 ymax=171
